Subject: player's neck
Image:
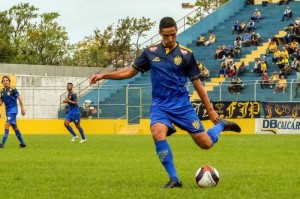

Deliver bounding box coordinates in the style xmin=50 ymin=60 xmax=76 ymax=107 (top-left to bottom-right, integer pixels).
xmin=161 ymin=42 xmax=177 ymax=51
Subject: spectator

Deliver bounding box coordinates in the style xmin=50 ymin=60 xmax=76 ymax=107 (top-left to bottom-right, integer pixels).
xmin=295 ymin=16 xmax=300 ymax=25
xmin=199 ymin=66 xmax=210 ymax=82
xmin=243 ymin=32 xmax=251 ymax=47
xmin=226 ymin=61 xmax=237 ymax=77
xmin=234 ymin=40 xmax=242 ymax=57
xmin=278 ymin=0 xmax=289 ymax=5
xmin=235 ymin=77 xmax=244 ymax=94
xmin=272 ymin=48 xmax=281 ymax=64
xmin=197 ymin=60 xmax=203 ymax=70
xmin=284 ymin=24 xmax=294 ymax=43
xmin=259 ymin=60 xmax=267 ymax=75
xmin=290 ymin=40 xmax=299 ymax=52
xmin=236 ymin=61 xmax=247 ymax=76
xmin=266 ymin=41 xmax=278 ymax=56
xmin=277 ymin=54 xmax=289 ymax=70
xmin=274 ymin=75 xmax=287 ymax=93
xmin=251 ymin=58 xmax=261 ymax=75
xmin=196 ymin=34 xmax=205 ymax=47
xmin=228 ymin=78 xmax=237 ymax=93
xmin=291 ymin=57 xmax=300 ymax=71
xmin=247 ymin=19 xmax=256 ymax=32
xmin=250 ymin=32 xmax=259 ymax=46
xmin=214 ymin=46 xmax=225 ymax=60
xmin=204 ymin=32 xmax=216 ymax=46
xmin=262 ymin=0 xmax=270 ymax=7
xmin=232 ymin=20 xmax=241 ymax=34
xmin=251 ymin=9 xmax=262 ymax=22
xmin=282 ymin=6 xmax=292 ymax=21
xmin=260 ymin=73 xmax=270 ymax=89
xmin=218 ymin=62 xmax=227 ymax=77
xmin=240 ymin=21 xmax=246 ymax=33
xmin=291 ymin=47 xmax=300 ymax=60
xmin=270 ymin=34 xmax=279 ymax=46
xmin=224 ymin=55 xmax=233 ymax=66
xmin=269 ymin=71 xmax=279 ymax=88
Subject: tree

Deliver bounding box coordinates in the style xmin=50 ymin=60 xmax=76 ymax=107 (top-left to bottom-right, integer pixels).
xmin=0 ymin=11 xmax=15 ymax=62
xmin=186 ymin=0 xmax=229 ymax=25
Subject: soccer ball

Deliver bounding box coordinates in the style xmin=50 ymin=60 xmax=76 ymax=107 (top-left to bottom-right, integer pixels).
xmin=195 ymin=165 xmax=219 ymax=188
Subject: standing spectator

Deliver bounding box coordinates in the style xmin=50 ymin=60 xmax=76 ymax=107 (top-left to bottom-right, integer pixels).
xmin=204 ymin=32 xmax=216 ymax=46
xmin=228 ymin=78 xmax=237 ymax=93
xmin=282 ymin=6 xmax=292 ymax=21
xmin=196 ymin=34 xmax=205 ymax=47
xmin=260 ymin=73 xmax=270 ymax=89
xmin=235 ymin=77 xmax=244 ymax=94
xmin=294 ymin=70 xmax=300 ymax=98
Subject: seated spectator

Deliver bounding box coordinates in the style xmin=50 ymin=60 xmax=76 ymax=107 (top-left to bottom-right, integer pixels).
xmin=251 ymin=32 xmax=260 ymax=46
xmin=277 ymin=54 xmax=289 ymax=69
xmin=274 ymin=75 xmax=287 ymax=93
xmin=291 ymin=57 xmax=300 ymax=72
xmin=290 ymin=40 xmax=299 ymax=52
xmin=214 ymin=46 xmax=225 ymax=60
xmin=294 ymin=70 xmax=300 ymax=98
xmin=225 ymin=45 xmax=235 ymax=58
xmin=243 ymin=32 xmax=251 ymax=47
xmin=235 ymin=77 xmax=244 ymax=94
xmin=247 ymin=19 xmax=256 ymax=32
xmin=236 ymin=61 xmax=247 ymax=76
xmin=262 ymin=0 xmax=270 ymax=7
xmin=278 ymin=0 xmax=289 ymax=5
xmin=233 ymin=40 xmax=242 ymax=57
xmin=228 ymin=78 xmax=237 ymax=93
xmin=251 ymin=58 xmax=261 ymax=75
xmin=232 ymin=20 xmax=241 ymax=34
xmin=280 ymin=64 xmax=292 ymax=77
xmin=225 ymin=55 xmax=233 ymax=66
xmin=260 ymin=73 xmax=270 ymax=89
xmin=272 ymin=49 xmax=281 ymax=64
xmin=218 ymin=62 xmax=227 ymax=77
xmin=295 ymin=16 xmax=300 ymax=25
xmin=226 ymin=61 xmax=237 ymax=77
xmin=291 ymin=47 xmax=300 ymax=60
xmin=199 ymin=66 xmax=210 ymax=82
xmin=196 ymin=34 xmax=205 ymax=46
xmin=270 ymin=34 xmax=279 ymax=46
xmin=284 ymin=24 xmax=294 ymax=43
xmin=269 ymin=71 xmax=279 ymax=88
xmin=235 ymin=33 xmax=243 ymax=42
xmin=282 ymin=6 xmax=292 ymax=21
xmin=204 ymin=32 xmax=216 ymax=46
xmin=266 ymin=41 xmax=278 ymax=56
xmin=251 ymin=9 xmax=262 ymax=22
xmin=259 ymin=60 xmax=267 ymax=75
xmin=240 ymin=21 xmax=246 ymax=33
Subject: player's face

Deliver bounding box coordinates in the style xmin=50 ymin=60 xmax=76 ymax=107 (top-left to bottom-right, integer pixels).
xmin=2 ymin=78 xmax=10 ymax=87
xmin=160 ymin=27 xmax=177 ymax=49
xmin=67 ymin=84 xmax=73 ymax=92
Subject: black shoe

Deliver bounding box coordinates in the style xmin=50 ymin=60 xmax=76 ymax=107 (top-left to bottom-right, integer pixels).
xmin=219 ymin=118 xmax=241 ymax=133
xmin=19 ymin=143 xmax=26 ymax=148
xmin=162 ymin=179 xmax=182 ymax=188
xmin=0 ymin=144 xmax=4 ymax=148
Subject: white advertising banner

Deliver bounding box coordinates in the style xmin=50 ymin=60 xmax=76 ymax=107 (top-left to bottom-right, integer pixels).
xmin=255 ymin=118 xmax=300 ymax=134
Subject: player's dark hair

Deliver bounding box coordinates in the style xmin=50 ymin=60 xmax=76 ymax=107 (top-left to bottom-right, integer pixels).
xmin=67 ymin=82 xmax=73 ymax=86
xmin=159 ymin=17 xmax=177 ymax=31
xmin=1 ymin=75 xmax=11 ymax=83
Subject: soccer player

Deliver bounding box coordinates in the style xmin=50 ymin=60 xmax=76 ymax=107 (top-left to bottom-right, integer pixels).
xmin=0 ymin=75 xmax=26 ymax=148
xmin=89 ymin=17 xmax=241 ymax=188
xmin=63 ymin=83 xmax=86 ymax=143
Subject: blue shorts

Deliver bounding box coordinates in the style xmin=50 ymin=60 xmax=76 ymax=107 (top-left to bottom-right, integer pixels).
xmin=6 ymin=113 xmax=17 ymax=125
xmin=65 ymin=112 xmax=81 ymax=124
xmin=150 ymin=105 xmax=205 ymax=136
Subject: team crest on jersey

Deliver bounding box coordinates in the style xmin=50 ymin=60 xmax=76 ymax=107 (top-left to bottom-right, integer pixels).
xmin=180 ymin=49 xmax=188 ymax=55
xmin=192 ymin=120 xmax=200 ymax=130
xmin=7 ymin=92 xmax=10 ymax=96
xmin=174 ymin=56 xmax=182 ymax=65
xmin=153 ymin=57 xmax=160 ymax=62
xmin=149 ymin=46 xmax=157 ymax=52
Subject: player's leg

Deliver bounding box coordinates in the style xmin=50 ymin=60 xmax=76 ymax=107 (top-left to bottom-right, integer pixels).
xmin=75 ymin=122 xmax=86 ymax=143
xmin=0 ymin=123 xmax=11 ymax=148
xmin=64 ymin=116 xmax=78 ymax=142
xmin=12 ymin=124 xmax=26 ymax=148
xmin=151 ymin=122 xmax=182 ymax=188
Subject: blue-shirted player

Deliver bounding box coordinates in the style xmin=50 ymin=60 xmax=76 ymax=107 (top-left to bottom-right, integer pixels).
xmin=0 ymin=75 xmax=26 ymax=148
xmin=63 ymin=83 xmax=86 ymax=143
xmin=89 ymin=17 xmax=241 ymax=188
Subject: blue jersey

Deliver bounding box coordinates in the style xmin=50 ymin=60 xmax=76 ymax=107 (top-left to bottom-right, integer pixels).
xmin=0 ymin=87 xmax=19 ymax=114
xmin=133 ymin=42 xmax=200 ymax=109
xmin=67 ymin=92 xmax=80 ymax=114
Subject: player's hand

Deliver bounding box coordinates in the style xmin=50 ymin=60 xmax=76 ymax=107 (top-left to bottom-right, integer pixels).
xmin=21 ymin=109 xmax=26 ymax=116
xmin=208 ymin=109 xmax=219 ymax=124
xmin=89 ymin=74 xmax=103 ymax=85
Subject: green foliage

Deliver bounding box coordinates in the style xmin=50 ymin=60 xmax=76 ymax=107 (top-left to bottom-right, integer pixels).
xmin=0 ymin=134 xmax=299 ymax=198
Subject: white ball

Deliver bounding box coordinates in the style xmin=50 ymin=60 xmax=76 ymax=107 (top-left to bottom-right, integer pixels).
xmin=195 ymin=165 xmax=219 ymax=188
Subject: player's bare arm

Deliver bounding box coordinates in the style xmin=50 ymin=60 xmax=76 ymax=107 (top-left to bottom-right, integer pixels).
xmin=17 ymin=96 xmax=26 ymax=116
xmin=89 ymin=66 xmax=138 ymax=85
xmin=192 ymin=79 xmax=219 ymax=124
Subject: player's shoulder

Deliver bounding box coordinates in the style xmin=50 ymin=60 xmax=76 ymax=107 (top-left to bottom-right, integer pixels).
xmin=178 ymin=44 xmax=193 ymax=55
xmin=146 ymin=42 xmax=160 ymax=52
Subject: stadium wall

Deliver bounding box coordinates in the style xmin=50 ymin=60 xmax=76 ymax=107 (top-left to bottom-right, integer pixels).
xmin=177 ymin=0 xmax=245 ymax=47
xmin=7 ymin=118 xmax=255 ymax=134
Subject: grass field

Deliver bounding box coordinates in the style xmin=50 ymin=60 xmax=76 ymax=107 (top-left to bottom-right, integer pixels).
xmin=0 ymin=134 xmax=299 ymax=199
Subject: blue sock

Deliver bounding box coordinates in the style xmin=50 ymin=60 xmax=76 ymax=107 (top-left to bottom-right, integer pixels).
xmin=155 ymin=140 xmax=179 ymax=182
xmin=78 ymin=127 xmax=85 ymax=140
xmin=14 ymin=129 xmax=25 ymax=145
xmin=1 ymin=129 xmax=9 ymax=145
xmin=66 ymin=126 xmax=77 ymax=137
xmin=207 ymin=122 xmax=225 ymax=145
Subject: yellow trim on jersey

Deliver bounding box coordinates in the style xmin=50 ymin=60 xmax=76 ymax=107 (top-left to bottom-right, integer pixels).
xmin=179 ymin=44 xmax=193 ymax=53
xmin=150 ymin=41 xmax=160 ymax=47
xmin=165 ymin=48 xmax=170 ymax=54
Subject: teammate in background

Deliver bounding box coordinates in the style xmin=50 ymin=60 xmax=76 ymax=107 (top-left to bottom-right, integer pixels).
xmin=63 ymin=83 xmax=86 ymax=143
xmin=89 ymin=17 xmax=241 ymax=188
xmin=0 ymin=76 xmax=26 ymax=148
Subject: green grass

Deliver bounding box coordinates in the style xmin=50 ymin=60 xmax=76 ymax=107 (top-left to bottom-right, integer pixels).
xmin=0 ymin=134 xmax=299 ymax=199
